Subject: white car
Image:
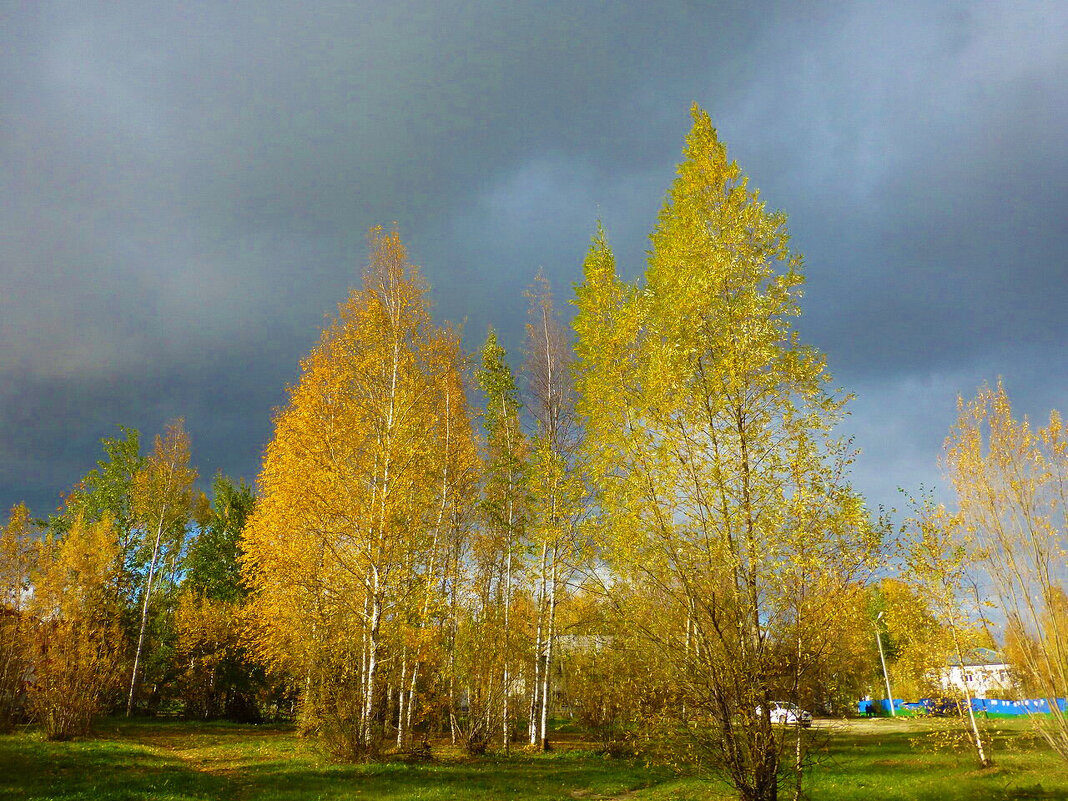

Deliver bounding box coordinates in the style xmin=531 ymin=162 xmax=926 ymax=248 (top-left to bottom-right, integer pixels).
xmin=760 ymin=701 xmax=812 ymax=727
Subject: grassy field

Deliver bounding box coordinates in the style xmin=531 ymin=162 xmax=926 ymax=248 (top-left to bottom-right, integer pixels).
xmin=804 ymin=718 xmax=1068 ymax=800
xmin=1 ymin=717 xmax=1066 ymax=800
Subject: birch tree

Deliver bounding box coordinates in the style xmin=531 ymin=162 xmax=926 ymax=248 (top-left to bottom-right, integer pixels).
xmin=574 ymin=106 xmax=871 ymax=801
xmin=395 ymin=327 xmax=478 ymax=751
xmin=126 ymin=419 xmax=196 ymax=716
xmin=945 ymin=381 xmax=1068 ymax=759
xmin=523 ymin=271 xmax=582 ymax=751
xmin=242 ymin=227 xmax=473 ymax=760
xmin=475 ymin=328 xmax=528 ymax=751
xmin=901 ymin=496 xmax=991 ymax=767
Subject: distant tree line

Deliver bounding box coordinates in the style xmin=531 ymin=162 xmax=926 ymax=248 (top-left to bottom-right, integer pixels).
xmin=0 ymin=427 xmax=278 ymax=740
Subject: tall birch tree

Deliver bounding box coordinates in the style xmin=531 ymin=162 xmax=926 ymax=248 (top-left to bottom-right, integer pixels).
xmin=523 ymin=271 xmax=582 ymax=751
xmin=126 ymin=419 xmax=196 ymax=716
xmin=901 ymin=496 xmax=991 ymax=767
xmin=242 ymin=227 xmax=473 ymax=760
xmin=395 ymin=327 xmax=478 ymax=751
xmin=574 ymin=106 xmax=870 ymax=801
xmin=945 ymin=381 xmax=1068 ymax=759
xmin=476 ymin=328 xmax=528 ymax=751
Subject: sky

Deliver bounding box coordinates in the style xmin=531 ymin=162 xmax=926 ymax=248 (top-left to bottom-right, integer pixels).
xmin=2 ymin=1 xmax=1066 ymax=521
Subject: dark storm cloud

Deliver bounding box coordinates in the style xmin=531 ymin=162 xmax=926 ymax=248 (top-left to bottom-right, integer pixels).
xmin=2 ymin=1 xmax=1066 ymax=516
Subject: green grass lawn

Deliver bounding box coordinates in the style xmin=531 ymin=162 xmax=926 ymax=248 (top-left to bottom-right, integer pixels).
xmin=805 ymin=717 xmax=1068 ymax=801
xmin=1 ymin=717 xmax=1065 ymax=800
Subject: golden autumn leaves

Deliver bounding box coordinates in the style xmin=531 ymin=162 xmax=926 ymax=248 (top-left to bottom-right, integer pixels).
xmin=1 ymin=421 xmax=200 ymax=739
xmin=239 ymin=107 xmax=877 ymax=799
xmin=1 ymin=104 xmax=1061 ymax=801
xmin=231 ymin=105 xmax=1066 ymax=799
xmin=573 ymin=106 xmax=877 ymax=801
xmin=242 ymin=227 xmax=477 ymax=757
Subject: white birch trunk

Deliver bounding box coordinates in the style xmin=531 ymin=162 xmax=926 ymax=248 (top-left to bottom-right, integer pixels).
xmin=502 ymin=538 xmax=513 ymax=752
xmin=950 ymin=621 xmax=990 ymax=767
xmin=126 ymin=511 xmax=167 ymax=717
xmin=538 ymin=546 xmax=558 ymax=751
xmin=362 ymin=582 xmax=381 ymax=748
xmin=396 ymin=655 xmax=408 ymax=748
xmin=529 ymin=541 xmax=548 ymax=745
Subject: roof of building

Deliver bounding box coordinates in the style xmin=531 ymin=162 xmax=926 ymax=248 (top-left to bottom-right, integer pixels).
xmin=947 ymin=647 xmax=1007 ymax=667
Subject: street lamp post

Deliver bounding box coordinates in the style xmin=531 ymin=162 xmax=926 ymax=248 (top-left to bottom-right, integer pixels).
xmin=875 ymin=611 xmax=896 ymax=717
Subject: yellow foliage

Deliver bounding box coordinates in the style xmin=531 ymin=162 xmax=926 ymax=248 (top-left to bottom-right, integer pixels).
xmin=945 ymin=382 xmax=1068 ymax=759
xmin=242 ymin=227 xmax=476 ymax=758
xmin=174 ymin=591 xmax=241 ymax=719
xmin=877 ymin=578 xmax=946 ymax=700
xmin=29 ymin=514 xmax=123 ymax=740
xmin=573 ymin=105 xmax=876 ymax=800
xmin=0 ymin=504 xmax=36 ymax=731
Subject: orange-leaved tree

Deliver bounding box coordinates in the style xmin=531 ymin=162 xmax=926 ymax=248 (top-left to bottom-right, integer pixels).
xmin=29 ymin=514 xmax=123 ymax=739
xmin=242 ymin=227 xmax=475 ymax=760
xmin=0 ymin=504 xmax=37 ymax=732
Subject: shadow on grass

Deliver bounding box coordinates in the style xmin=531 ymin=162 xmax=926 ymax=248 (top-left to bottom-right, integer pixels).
xmin=0 ymin=731 xmax=235 ymax=801
xmin=0 ymin=723 xmax=676 ymax=801
xmin=230 ymin=750 xmax=675 ymax=801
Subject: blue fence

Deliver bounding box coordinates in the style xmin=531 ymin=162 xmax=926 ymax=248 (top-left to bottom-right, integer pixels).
xmin=858 ymin=697 xmax=1068 ymax=716
xmin=973 ymin=697 xmax=1068 ymax=715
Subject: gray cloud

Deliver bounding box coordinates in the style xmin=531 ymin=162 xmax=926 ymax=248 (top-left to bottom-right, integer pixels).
xmin=2 ymin=1 xmax=1066 ymax=518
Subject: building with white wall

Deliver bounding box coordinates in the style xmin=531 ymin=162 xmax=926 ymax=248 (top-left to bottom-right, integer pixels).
xmin=938 ymin=647 xmax=1014 ymax=699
